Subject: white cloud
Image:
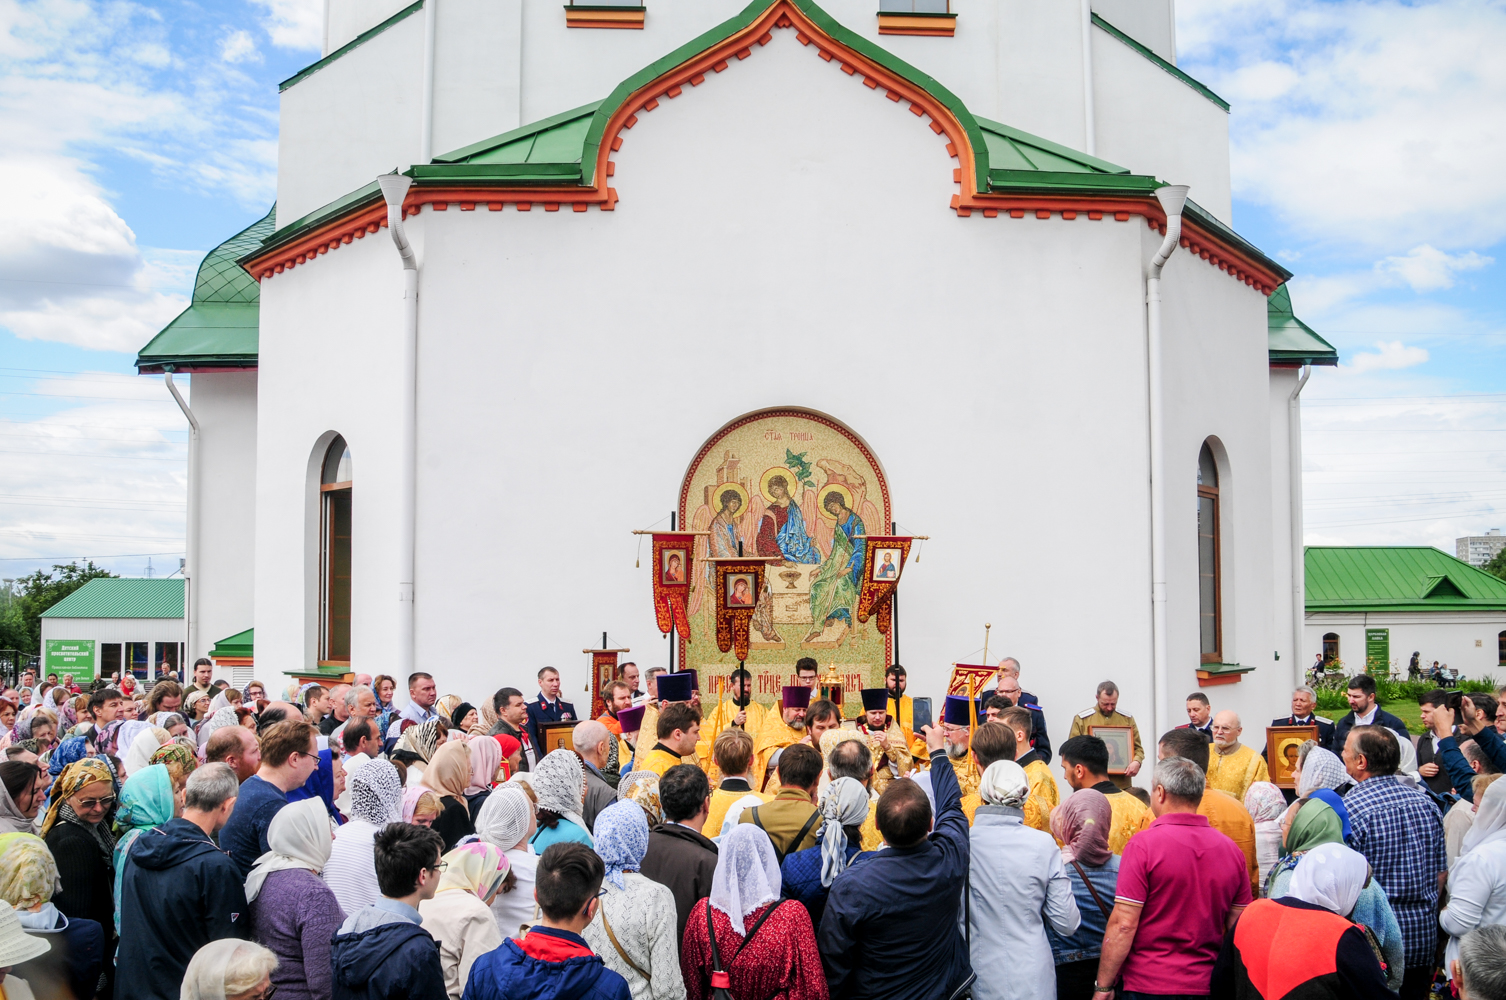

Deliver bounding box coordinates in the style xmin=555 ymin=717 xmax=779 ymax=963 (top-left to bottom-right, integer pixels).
xmin=1375 ymin=244 xmax=1493 ymax=292
xmin=219 ymin=29 xmax=261 ymax=64
xmin=1343 ymin=340 xmax=1429 ymax=374
xmin=1178 ymin=0 xmax=1506 ymax=254
xmin=249 ymin=0 xmax=323 ymax=51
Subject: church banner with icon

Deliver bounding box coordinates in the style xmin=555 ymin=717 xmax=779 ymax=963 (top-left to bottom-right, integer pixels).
xmin=948 ymin=663 xmax=998 ymax=697
xmin=856 ymin=535 xmax=911 ymax=634
xmin=585 ymin=647 xmax=629 ymax=720
xmin=711 ymin=558 xmax=769 ymax=662
xmin=651 ymin=532 xmax=696 ymax=635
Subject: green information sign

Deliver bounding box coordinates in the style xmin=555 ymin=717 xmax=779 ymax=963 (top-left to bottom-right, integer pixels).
xmin=45 ymin=639 xmax=96 ymax=682
xmin=1365 ymin=628 xmax=1390 ymax=675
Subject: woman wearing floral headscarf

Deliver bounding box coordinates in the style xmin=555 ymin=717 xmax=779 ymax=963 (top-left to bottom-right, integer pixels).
xmin=580 ymin=801 xmax=685 ymax=1000
xmin=1047 ymin=789 xmax=1119 ymax=1000
xmin=419 ymin=842 xmax=510 ymax=999
xmin=150 ymin=740 xmax=198 ymax=787
xmin=247 ymin=798 xmax=344 ymax=1000
xmin=423 ymin=741 xmax=476 ymax=851
xmin=476 ymin=787 xmax=538 ymax=940
xmin=111 ymin=763 xmax=180 ymax=934
xmin=966 ymin=760 xmax=1079 ymax=1000
xmin=1265 ymin=791 xmax=1404 ymax=992
xmin=616 ymin=770 xmax=664 ymax=828
xmin=323 ymin=759 xmax=404 ymax=917
xmin=529 ymin=749 xmax=592 ymax=851
xmin=680 ymin=824 xmax=826 ymax=1000
xmin=43 ymin=758 xmax=119 ymax=976
xmin=780 ymin=776 xmax=873 ymax=926
xmin=393 ymin=718 xmax=446 ymax=785
xmin=0 ymin=831 xmax=106 ymax=1000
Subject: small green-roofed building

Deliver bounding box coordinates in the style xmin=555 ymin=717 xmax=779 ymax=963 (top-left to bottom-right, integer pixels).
xmin=40 ymin=579 xmax=186 ymax=683
xmin=1305 ymin=547 xmax=1506 ymax=679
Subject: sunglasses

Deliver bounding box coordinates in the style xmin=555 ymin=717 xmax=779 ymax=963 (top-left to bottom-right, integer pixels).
xmin=74 ymin=794 xmax=116 ymax=810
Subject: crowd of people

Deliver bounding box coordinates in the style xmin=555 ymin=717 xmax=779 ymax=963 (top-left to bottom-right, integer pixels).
xmin=1 ymin=656 xmax=1505 ymax=1000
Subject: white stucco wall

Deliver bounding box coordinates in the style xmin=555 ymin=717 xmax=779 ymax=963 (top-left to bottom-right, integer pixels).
xmin=1306 ymin=614 xmax=1506 ymax=683
xmin=1268 ymin=366 xmax=1304 ymax=687
xmin=191 ymin=371 xmax=259 ymax=662
xmin=255 ymin=28 xmax=1278 ymax=768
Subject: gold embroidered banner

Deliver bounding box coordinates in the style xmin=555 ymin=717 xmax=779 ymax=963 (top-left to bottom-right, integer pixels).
xmin=584 ymin=648 xmax=629 ymax=720
xmin=651 ymin=533 xmax=695 ymax=636
xmin=855 ymin=535 xmax=911 ymax=635
xmin=947 ymin=663 xmax=997 ymax=698
xmin=711 ymin=558 xmax=770 ymax=662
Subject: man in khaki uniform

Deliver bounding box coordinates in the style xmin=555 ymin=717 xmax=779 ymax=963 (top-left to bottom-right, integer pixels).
xmin=1066 ymin=679 xmax=1143 ymax=790
xmin=739 ymin=741 xmax=825 ymax=859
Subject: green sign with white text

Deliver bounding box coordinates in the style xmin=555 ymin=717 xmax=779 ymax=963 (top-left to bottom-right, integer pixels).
xmin=1365 ymin=628 xmax=1390 ymax=675
xmin=45 ymin=639 xmax=96 ymax=682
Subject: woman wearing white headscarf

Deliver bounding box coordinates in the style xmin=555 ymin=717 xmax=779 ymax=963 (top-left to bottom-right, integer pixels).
xmin=580 ymin=802 xmax=684 ymax=1000
xmin=1440 ymin=778 xmax=1506 ymax=982
xmin=966 ymin=760 xmax=1080 ymax=1000
xmin=678 ymin=825 xmax=826 ymax=1000
xmin=246 ymin=798 xmax=344 ymax=1000
xmin=475 ymin=787 xmax=538 ymax=940
xmin=123 ymin=725 xmax=170 ymax=778
xmin=322 ymin=759 xmax=403 ymax=917
xmin=528 ymin=750 xmax=592 ymax=851
xmin=1297 ymin=747 xmax=1353 ymax=798
xmin=197 ymin=708 xmax=240 ymax=749
xmin=779 ymin=777 xmax=874 ymax=926
xmin=1211 ymin=843 xmax=1389 ymax=997
xmin=114 ymin=721 xmax=154 ymax=775
xmin=181 ymin=938 xmax=279 ymax=1000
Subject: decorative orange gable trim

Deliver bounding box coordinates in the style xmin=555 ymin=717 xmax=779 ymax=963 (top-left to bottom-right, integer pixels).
xmin=248 ymin=0 xmax=1276 ymax=295
xmin=565 ymin=6 xmax=646 ymax=29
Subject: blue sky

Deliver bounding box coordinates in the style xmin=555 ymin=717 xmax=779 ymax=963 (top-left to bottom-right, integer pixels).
xmin=0 ymin=0 xmax=1502 ymax=581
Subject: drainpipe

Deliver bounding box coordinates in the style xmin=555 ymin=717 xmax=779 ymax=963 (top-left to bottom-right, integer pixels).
xmin=378 ymin=173 xmax=419 ymax=680
xmin=1146 ymin=183 xmax=1190 ymax=750
xmin=1080 ymin=0 xmax=1096 ymax=156
xmin=1289 ymin=363 xmax=1311 ymax=687
xmin=420 ymin=0 xmax=437 ymax=163
xmin=164 ymin=369 xmax=199 ymax=664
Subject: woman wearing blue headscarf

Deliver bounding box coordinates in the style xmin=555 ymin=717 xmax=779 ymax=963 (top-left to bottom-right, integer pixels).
xmin=286 ymin=749 xmax=345 ymax=824
xmin=111 ymin=763 xmax=180 ymax=934
xmin=579 ymin=801 xmax=684 ymax=1000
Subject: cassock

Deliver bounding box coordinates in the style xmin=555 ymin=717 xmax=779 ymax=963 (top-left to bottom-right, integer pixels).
xmin=1205 ymin=742 xmax=1269 ymax=802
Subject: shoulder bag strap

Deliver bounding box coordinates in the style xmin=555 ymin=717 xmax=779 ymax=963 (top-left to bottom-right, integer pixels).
xmin=1069 ymin=859 xmax=1113 ymax=920
xmin=790 ymin=809 xmax=822 ymax=856
xmin=707 ymin=898 xmax=724 ymax=973
xmin=749 ymin=806 xmax=765 ymax=832
xmin=728 ymin=901 xmax=785 ymax=966
xmin=599 ymin=902 xmax=651 ymax=983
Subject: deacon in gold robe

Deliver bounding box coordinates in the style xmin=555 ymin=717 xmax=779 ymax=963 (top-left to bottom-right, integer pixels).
xmin=855 ymin=688 xmax=913 ymax=794
xmin=1205 ymin=710 xmax=1270 ymax=802
xmin=633 ymin=674 xmax=703 ymax=778
xmin=752 ymin=685 xmax=811 ymax=793
xmin=885 ymin=665 xmax=929 ymax=761
xmin=1000 ymin=706 xmax=1059 ymax=834
xmin=696 ymin=667 xmax=767 ymax=782
xmin=1061 ymin=732 xmax=1152 ymax=854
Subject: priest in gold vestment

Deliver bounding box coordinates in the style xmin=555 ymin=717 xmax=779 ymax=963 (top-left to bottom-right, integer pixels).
xmin=855 ymin=688 xmax=913 ymax=794
xmin=1205 ymin=710 xmax=1270 ymax=802
xmin=753 ymin=685 xmax=811 ymax=792
xmin=696 ymin=667 xmax=767 ymax=782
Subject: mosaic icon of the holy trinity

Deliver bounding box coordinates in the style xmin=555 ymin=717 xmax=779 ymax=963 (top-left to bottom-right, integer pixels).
xmin=679 ymin=410 xmax=892 ymax=709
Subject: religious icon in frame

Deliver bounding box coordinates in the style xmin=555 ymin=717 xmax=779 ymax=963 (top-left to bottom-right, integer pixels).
xmin=538 ymin=720 xmax=576 ymax=755
xmin=870 ymin=547 xmax=903 ymax=582
xmin=725 ymin=573 xmax=756 ymax=608
xmin=1090 ymin=725 xmax=1134 ymax=775
xmin=661 ymin=548 xmax=688 ymax=585
xmin=1266 ymin=724 xmax=1319 ymax=789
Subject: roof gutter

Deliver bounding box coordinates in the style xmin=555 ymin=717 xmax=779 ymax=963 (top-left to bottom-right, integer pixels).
xmin=1146 ymin=183 xmax=1190 ymax=752
xmin=377 ymin=173 xmax=419 ymax=683
xmin=164 ymin=371 xmax=199 ymax=665
xmin=1289 ymin=365 xmax=1311 ymax=686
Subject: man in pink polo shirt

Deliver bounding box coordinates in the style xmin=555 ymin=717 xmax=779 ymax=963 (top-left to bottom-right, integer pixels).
xmin=1092 ymin=756 xmax=1251 ymax=999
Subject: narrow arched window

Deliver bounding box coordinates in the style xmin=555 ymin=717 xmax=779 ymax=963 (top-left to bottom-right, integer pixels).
xmin=1498 ymin=630 xmax=1505 ymax=666
xmin=1323 ymin=632 xmax=1340 ymax=664
xmin=320 ymin=436 xmax=353 ymax=665
xmin=1197 ymin=443 xmax=1222 ymax=663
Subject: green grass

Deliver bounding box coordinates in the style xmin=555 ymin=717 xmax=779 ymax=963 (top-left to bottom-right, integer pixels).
xmin=1317 ymin=700 xmax=1423 ymax=735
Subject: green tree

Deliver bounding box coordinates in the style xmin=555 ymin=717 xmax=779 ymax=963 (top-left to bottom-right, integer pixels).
xmin=1484 ymin=547 xmax=1506 ymax=582
xmin=9 ymin=562 xmax=116 ymax=654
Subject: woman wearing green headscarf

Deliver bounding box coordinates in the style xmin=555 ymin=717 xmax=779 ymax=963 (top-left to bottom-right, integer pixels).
xmin=1264 ymin=791 xmax=1405 ymax=991
xmin=112 ymin=762 xmax=181 ymax=934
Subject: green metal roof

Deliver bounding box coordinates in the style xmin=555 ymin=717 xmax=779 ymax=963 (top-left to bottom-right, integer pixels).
xmin=1091 ymin=14 xmax=1229 ymax=112
xmin=280 ymin=0 xmax=424 ymax=92
xmin=136 ymin=206 xmax=274 ymax=373
xmin=1269 ymin=284 xmax=1338 ymax=367
xmin=1305 ymin=547 xmax=1506 ymax=613
xmin=40 ymin=578 xmax=185 ymax=619
xmin=210 ymin=628 xmax=254 ymax=659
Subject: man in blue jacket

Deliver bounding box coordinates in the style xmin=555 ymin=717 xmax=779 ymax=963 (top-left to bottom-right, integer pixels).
xmin=117 ymin=763 xmax=247 ymax=1000
xmin=1331 ymin=674 xmax=1410 ymax=751
xmin=464 ymin=843 xmax=630 ymax=1000
xmin=1430 ymin=694 xmax=1506 ymax=803
xmin=525 ymin=666 xmax=576 ymax=752
xmin=818 ymin=721 xmax=973 ymax=1000
xmin=331 ymin=823 xmax=449 ymax=1000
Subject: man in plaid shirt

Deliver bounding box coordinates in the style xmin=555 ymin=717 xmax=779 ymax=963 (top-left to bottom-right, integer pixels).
xmin=1342 ymin=724 xmax=1447 ymax=999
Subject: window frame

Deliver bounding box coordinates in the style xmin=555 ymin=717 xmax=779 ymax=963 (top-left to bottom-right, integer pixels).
xmin=318 ymin=437 xmax=353 ymax=666
xmin=1197 ymin=480 xmax=1222 ymax=663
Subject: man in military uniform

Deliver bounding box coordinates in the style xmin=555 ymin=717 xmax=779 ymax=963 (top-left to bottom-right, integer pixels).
xmin=854 ymin=688 xmax=912 ymax=794
xmin=1066 ymin=680 xmax=1143 ymax=790
xmin=995 ymin=658 xmax=1051 ymax=760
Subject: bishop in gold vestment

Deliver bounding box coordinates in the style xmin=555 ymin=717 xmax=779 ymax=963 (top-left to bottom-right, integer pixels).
xmin=752 ymin=685 xmax=811 ymax=793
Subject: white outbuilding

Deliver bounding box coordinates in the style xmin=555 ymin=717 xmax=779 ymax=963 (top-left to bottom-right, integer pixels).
xmin=137 ymin=0 xmax=1339 ymax=742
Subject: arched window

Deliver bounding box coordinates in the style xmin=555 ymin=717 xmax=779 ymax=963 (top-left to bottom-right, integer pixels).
xmin=1323 ymin=632 xmax=1340 ymax=664
xmin=1197 ymin=443 xmax=1221 ymax=663
xmin=320 ymin=436 xmax=353 ymax=665
xmin=1498 ymin=630 xmax=1505 ymax=666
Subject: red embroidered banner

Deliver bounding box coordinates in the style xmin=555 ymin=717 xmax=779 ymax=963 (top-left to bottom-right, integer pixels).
xmin=585 ymin=648 xmax=629 ymax=720
xmin=711 ymin=558 xmax=769 ymax=662
xmin=856 ymin=535 xmax=912 ymax=635
xmin=651 ymin=533 xmax=695 ymax=636
xmin=948 ymin=663 xmax=998 ymax=697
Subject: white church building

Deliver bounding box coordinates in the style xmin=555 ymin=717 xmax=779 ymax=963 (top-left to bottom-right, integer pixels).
xmin=136 ymin=0 xmax=1338 ymax=745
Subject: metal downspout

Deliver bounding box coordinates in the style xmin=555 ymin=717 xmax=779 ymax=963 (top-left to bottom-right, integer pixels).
xmin=1289 ymin=364 xmax=1311 ymax=687
xmin=164 ymin=371 xmax=200 ymax=664
xmin=378 ymin=173 xmax=419 ymax=681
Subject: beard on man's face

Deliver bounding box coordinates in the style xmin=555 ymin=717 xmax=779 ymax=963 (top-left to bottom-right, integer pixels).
xmin=788 ymin=717 xmax=806 ymax=731
xmin=946 ymin=741 xmax=969 ymax=760
xmin=733 ymin=690 xmax=751 ymax=708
